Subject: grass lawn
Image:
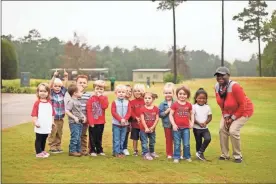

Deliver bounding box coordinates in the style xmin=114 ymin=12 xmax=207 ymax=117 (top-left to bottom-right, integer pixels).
xmin=2 ymin=77 xmax=276 ymax=183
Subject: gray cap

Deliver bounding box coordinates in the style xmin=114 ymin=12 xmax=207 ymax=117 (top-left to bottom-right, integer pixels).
xmin=214 ymin=66 xmax=230 ymax=76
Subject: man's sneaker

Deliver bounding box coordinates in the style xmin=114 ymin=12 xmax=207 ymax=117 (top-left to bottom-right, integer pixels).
xmin=90 ymin=153 xmax=97 ymax=157
xmin=50 ymin=150 xmax=59 ymax=154
xmin=123 ymin=149 xmax=130 ymax=156
xmin=143 ymin=153 xmax=153 ymax=160
xmin=196 ymin=152 xmax=205 ymax=161
xmin=133 ymin=150 xmax=138 ymax=156
xmin=42 ymin=151 xmax=50 ymax=157
xmin=167 ymin=155 xmax=172 ymax=159
xmin=36 ymin=152 xmax=46 ymax=158
xmin=180 ymin=156 xmax=184 ymax=160
xmin=234 ymin=158 xmax=243 ymax=163
xmin=219 ymin=156 xmax=230 ymax=160
xmin=173 ymin=159 xmax=179 ymax=163
xmin=99 ymin=152 xmax=106 ymax=156
xmin=69 ymin=152 xmax=82 ymax=157
xmin=186 ymin=158 xmax=192 ymax=162
xmin=150 ymin=152 xmax=159 ymax=158
xmin=57 ymin=149 xmax=63 ymax=153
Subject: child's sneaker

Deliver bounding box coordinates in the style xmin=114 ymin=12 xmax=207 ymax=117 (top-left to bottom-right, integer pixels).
xmin=133 ymin=150 xmax=138 ymax=156
xmin=150 ymin=152 xmax=159 ymax=158
xmin=50 ymin=149 xmax=59 ymax=154
xmin=90 ymin=153 xmax=97 ymax=157
xmin=173 ymin=159 xmax=179 ymax=163
xmin=57 ymin=149 xmax=63 ymax=153
xmin=167 ymin=155 xmax=172 ymax=159
xmin=186 ymin=158 xmax=192 ymax=162
xmin=123 ymin=149 xmax=130 ymax=156
xmin=180 ymin=156 xmax=184 ymax=160
xmin=99 ymin=152 xmax=106 ymax=156
xmin=42 ymin=151 xmax=50 ymax=157
xmin=36 ymin=152 xmax=46 ymax=158
xmin=119 ymin=153 xmax=125 ymax=158
xmin=143 ymin=153 xmax=153 ymax=160
xmin=196 ymin=152 xmax=205 ymax=161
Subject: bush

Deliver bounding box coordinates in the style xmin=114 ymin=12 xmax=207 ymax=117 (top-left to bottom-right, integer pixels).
xmin=163 ymin=73 xmax=183 ymax=84
xmin=1 ymin=86 xmax=34 ymax=94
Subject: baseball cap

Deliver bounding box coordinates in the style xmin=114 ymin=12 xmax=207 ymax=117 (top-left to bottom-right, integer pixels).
xmin=214 ymin=66 xmax=230 ymax=76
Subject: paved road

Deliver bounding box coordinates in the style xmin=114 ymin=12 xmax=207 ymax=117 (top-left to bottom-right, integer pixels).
xmin=1 ymin=91 xmax=112 ymax=129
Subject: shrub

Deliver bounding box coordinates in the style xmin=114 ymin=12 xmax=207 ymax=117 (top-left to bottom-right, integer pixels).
xmin=163 ymin=73 xmax=183 ymax=84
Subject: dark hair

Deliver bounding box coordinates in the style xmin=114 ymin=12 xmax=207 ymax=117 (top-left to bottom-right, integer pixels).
xmin=176 ymin=85 xmax=191 ymax=98
xmin=68 ymin=84 xmax=79 ymax=97
xmin=144 ymin=92 xmax=158 ymax=100
xmin=194 ymin=88 xmax=208 ymax=104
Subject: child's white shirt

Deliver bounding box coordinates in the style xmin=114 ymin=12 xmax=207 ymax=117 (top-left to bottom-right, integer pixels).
xmin=31 ymin=100 xmax=54 ymax=134
xmin=193 ymin=104 xmax=212 ymax=129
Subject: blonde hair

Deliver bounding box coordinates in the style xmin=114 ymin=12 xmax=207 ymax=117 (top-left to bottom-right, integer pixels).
xmin=115 ymin=84 xmax=127 ymax=92
xmin=54 ymin=78 xmax=63 ymax=85
xmin=163 ymin=82 xmax=175 ymax=93
xmin=36 ymin=83 xmax=51 ymax=100
xmin=133 ymin=84 xmax=145 ymax=93
xmin=93 ymin=80 xmax=106 ymax=88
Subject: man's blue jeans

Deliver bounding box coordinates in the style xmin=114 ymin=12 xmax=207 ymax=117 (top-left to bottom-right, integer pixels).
xmin=112 ymin=125 xmax=127 ymax=155
xmin=69 ymin=123 xmax=83 ymax=153
xmin=140 ymin=131 xmax=156 ymax=155
xmin=173 ymin=128 xmax=191 ymax=159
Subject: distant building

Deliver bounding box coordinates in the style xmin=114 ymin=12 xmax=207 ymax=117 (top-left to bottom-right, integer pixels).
xmin=50 ymin=68 xmax=109 ymax=80
xmin=132 ymin=69 xmax=171 ymax=82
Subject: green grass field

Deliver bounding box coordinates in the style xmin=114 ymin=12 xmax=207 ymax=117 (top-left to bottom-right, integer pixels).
xmin=2 ymin=77 xmax=276 ymax=183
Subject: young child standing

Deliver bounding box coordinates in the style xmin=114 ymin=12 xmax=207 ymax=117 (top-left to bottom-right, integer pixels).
xmin=76 ymin=75 xmax=91 ymax=156
xmin=169 ymin=85 xmax=194 ymax=163
xmin=66 ymin=84 xmax=86 ymax=157
xmin=111 ymin=84 xmax=132 ymax=158
xmin=123 ymin=84 xmax=133 ymax=156
xmin=31 ymin=83 xmax=55 ymax=158
xmin=86 ymin=80 xmax=109 ymax=156
xmin=193 ymin=88 xmax=212 ymax=161
xmin=48 ymin=69 xmax=68 ymax=154
xmin=140 ymin=92 xmax=159 ymax=160
xmin=159 ymin=82 xmax=175 ymax=159
xmin=130 ymin=84 xmax=145 ymax=156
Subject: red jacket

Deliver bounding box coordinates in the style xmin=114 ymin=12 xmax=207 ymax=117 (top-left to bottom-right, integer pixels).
xmin=86 ymin=95 xmax=109 ymax=125
xmin=215 ymin=81 xmax=254 ymax=120
xmin=130 ymin=98 xmax=145 ymax=129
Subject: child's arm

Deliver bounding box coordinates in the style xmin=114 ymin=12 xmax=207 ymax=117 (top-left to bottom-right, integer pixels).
xmin=169 ymin=109 xmax=178 ymax=131
xmin=63 ymin=69 xmax=68 ymax=88
xmin=158 ymin=103 xmax=167 ymax=118
xmin=111 ymin=102 xmax=123 ymax=122
xmin=189 ymin=109 xmax=194 ymax=128
xmin=49 ymin=70 xmax=58 ymax=88
xmin=99 ymin=96 xmax=109 ymax=109
xmin=31 ymin=101 xmax=40 ymax=127
xmin=150 ymin=114 xmax=159 ymax=132
xmin=32 ymin=117 xmax=39 ymax=127
xmin=124 ymin=102 xmax=132 ymax=121
xmin=65 ymin=101 xmax=79 ymax=123
xmin=140 ymin=113 xmax=150 ymax=132
xmin=86 ymin=98 xmax=94 ymax=126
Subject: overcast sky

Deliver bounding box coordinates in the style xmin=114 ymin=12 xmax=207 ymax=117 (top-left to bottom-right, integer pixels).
xmin=2 ymin=1 xmax=276 ymax=62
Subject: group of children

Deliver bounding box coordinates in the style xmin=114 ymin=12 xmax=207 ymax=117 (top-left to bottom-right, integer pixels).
xmin=31 ymin=71 xmax=212 ymax=163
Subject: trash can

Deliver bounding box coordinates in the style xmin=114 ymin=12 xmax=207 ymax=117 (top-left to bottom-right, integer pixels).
xmin=20 ymin=72 xmax=30 ymax=87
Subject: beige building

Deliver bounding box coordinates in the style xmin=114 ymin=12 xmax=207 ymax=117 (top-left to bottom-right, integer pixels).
xmin=132 ymin=69 xmax=171 ymax=82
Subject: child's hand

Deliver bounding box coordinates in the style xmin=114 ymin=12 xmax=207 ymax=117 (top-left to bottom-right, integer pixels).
xmin=74 ymin=117 xmax=79 ymax=123
xmin=145 ymin=128 xmax=150 ymax=133
xmin=201 ymin=122 xmax=207 ymax=128
xmin=64 ymin=69 xmax=68 ymax=77
xmin=54 ymin=69 xmax=59 ymax=77
xmin=136 ymin=117 xmax=140 ymax=122
xmin=172 ymin=124 xmax=178 ymax=131
xmin=165 ymin=108 xmax=171 ymax=114
xmin=52 ymin=122 xmax=56 ymax=127
xmin=35 ymin=123 xmax=40 ymax=128
xmin=149 ymin=126 xmax=155 ymax=132
xmin=83 ymin=116 xmax=87 ymax=124
xmin=121 ymin=119 xmax=126 ymax=124
xmin=90 ymin=124 xmax=95 ymax=128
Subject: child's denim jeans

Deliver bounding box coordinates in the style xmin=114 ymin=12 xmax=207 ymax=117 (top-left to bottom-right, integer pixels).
xmin=173 ymin=128 xmax=191 ymax=159
xmin=112 ymin=125 xmax=127 ymax=155
xmin=69 ymin=123 xmax=83 ymax=153
xmin=140 ymin=131 xmax=156 ymax=155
